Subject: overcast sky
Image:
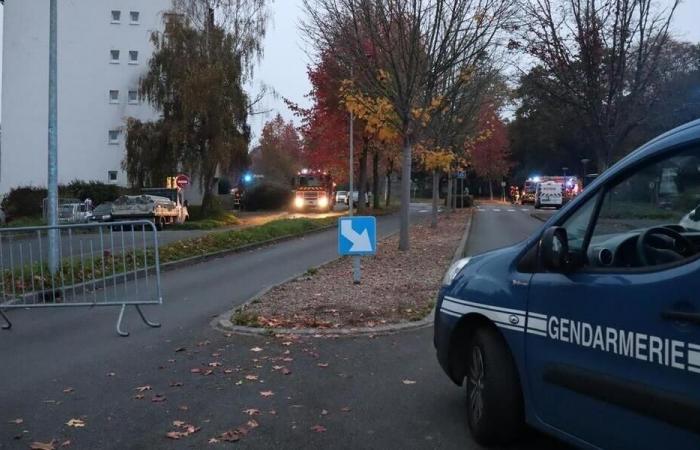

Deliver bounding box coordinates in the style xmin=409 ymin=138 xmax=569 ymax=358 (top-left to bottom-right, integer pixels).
xmin=0 ymin=0 xmax=698 ymax=141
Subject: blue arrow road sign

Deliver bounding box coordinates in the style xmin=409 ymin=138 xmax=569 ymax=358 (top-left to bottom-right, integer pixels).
xmin=338 ymin=216 xmax=377 ymax=256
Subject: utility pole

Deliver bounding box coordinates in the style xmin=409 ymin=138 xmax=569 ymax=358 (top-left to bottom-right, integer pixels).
xmin=47 ymin=0 xmax=59 ymax=274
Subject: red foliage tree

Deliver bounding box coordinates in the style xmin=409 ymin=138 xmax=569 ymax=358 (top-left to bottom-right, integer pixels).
xmin=287 ymin=51 xmax=357 ymax=182
xmin=467 ymin=103 xmax=512 ymax=199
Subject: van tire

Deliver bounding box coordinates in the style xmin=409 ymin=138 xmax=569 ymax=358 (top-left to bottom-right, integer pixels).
xmin=465 ymin=327 xmax=524 ymax=446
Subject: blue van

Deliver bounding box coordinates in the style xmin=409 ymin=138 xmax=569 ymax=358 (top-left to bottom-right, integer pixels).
xmin=435 ymin=120 xmax=700 ymax=449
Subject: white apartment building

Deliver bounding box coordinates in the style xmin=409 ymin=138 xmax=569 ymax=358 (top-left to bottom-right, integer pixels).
xmin=0 ymin=0 xmax=172 ymax=195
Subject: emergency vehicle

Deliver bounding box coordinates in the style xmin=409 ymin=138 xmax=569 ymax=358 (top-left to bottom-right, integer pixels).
xmin=534 ymin=180 xmax=563 ymax=209
xmin=291 ymin=169 xmax=334 ymax=211
xmin=436 ymin=119 xmax=700 ymax=449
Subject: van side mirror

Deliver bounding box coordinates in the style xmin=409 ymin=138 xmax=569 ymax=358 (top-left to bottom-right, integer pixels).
xmin=540 ymin=227 xmax=581 ymax=273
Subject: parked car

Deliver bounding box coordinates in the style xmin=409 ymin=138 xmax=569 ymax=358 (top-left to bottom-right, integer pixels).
xmin=89 ymin=202 xmax=113 ymax=223
xmin=58 ymin=202 xmax=93 ymax=224
xmin=335 ymin=190 xmax=348 ymax=205
xmin=344 ymin=191 xmax=371 ymax=207
xmin=435 ymin=119 xmax=700 ymax=450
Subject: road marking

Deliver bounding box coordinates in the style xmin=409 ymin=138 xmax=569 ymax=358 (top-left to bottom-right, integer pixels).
xmin=492 ymin=208 xmax=501 ymax=212
xmin=521 ymin=208 xmax=529 ymax=212
xmin=507 ymin=209 xmax=516 ymax=212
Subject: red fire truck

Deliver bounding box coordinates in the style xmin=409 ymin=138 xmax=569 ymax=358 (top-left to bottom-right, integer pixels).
xmin=291 ymin=169 xmax=335 ymax=211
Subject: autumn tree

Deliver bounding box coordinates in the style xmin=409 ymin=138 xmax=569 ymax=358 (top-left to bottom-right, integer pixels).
xmin=303 ymin=0 xmax=513 ymax=250
xmin=253 ymin=114 xmax=303 ymax=185
xmin=128 ymin=11 xmax=258 ymax=213
xmin=289 ymin=51 xmax=352 ymax=181
xmin=421 ymin=147 xmax=454 ymax=227
xmin=123 ymin=118 xmax=177 ymax=188
xmin=468 ymin=103 xmax=512 ymax=200
xmin=517 ymin=0 xmax=680 ymax=171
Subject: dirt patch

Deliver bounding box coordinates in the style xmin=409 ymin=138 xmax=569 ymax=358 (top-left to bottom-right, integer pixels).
xmin=234 ymin=210 xmax=470 ymax=329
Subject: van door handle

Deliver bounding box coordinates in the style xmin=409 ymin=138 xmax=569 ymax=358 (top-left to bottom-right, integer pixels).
xmin=661 ymin=310 xmax=700 ymax=325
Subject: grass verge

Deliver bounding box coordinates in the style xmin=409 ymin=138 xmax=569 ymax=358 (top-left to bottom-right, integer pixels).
xmin=1 ymin=216 xmax=339 ymax=297
xmin=170 ymin=210 xmax=240 ymax=230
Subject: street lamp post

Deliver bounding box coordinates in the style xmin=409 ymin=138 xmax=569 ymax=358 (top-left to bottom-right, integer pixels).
xmin=47 ymin=0 xmax=59 ymax=274
xmin=348 ymin=71 xmax=360 ymax=285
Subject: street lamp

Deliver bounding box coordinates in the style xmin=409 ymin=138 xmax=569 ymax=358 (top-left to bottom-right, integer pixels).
xmin=562 ymin=166 xmax=569 ymax=177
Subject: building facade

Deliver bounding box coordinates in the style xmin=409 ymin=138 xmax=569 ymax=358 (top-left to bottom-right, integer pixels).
xmin=0 ymin=0 xmax=171 ymax=194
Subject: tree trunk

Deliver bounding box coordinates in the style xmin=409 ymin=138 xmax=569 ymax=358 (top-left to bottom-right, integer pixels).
xmin=399 ymin=136 xmax=412 ymax=251
xmin=372 ymin=150 xmax=380 ymax=210
xmin=446 ymin=175 xmax=453 ymax=212
xmin=385 ymin=170 xmax=392 ymax=208
xmin=431 ymin=169 xmax=439 ymax=228
xmin=489 ymin=179 xmax=494 ymax=200
xmin=358 ymin=140 xmax=369 ymax=214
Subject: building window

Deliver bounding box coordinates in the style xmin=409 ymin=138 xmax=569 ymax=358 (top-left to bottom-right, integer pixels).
xmin=111 ymin=10 xmax=121 ymax=23
xmin=108 ymin=130 xmax=120 ymax=145
xmin=110 ymin=50 xmax=120 ymax=64
xmin=109 ymin=90 xmax=119 ymax=104
xmin=128 ymin=51 xmax=139 ymax=64
xmin=108 ymin=171 xmax=118 ymax=183
xmin=128 ymin=90 xmax=139 ymax=104
xmin=130 ymin=11 xmax=140 ymax=24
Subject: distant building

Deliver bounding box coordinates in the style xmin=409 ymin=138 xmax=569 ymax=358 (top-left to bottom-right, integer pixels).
xmin=0 ymin=0 xmax=171 ymax=194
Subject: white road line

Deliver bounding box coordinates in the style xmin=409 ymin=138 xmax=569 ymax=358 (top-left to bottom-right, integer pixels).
xmin=492 ymin=208 xmax=501 ymax=212
xmin=521 ymin=208 xmax=529 ymax=212
xmin=507 ymin=209 xmax=516 ymax=212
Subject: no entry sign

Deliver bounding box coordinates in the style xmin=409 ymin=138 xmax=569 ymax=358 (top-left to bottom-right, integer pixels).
xmin=175 ymin=174 xmax=190 ymax=188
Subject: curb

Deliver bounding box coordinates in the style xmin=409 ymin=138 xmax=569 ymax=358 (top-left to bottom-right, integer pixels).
xmin=529 ymin=212 xmax=548 ymax=223
xmin=213 ymin=209 xmax=474 ymax=338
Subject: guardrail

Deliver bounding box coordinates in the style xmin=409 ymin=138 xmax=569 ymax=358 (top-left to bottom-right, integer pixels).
xmin=0 ymin=220 xmax=162 ymax=336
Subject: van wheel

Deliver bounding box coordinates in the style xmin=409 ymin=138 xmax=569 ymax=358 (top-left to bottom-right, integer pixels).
xmin=465 ymin=327 xmax=524 ymax=446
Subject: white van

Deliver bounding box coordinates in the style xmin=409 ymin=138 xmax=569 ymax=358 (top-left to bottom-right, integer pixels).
xmin=534 ymin=181 xmax=563 ymax=209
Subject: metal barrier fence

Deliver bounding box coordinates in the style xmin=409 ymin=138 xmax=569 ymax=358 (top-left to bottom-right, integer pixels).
xmin=0 ymin=220 xmax=162 ymax=336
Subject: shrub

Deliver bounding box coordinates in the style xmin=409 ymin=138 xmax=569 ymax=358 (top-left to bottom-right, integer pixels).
xmin=63 ymin=180 xmax=122 ymax=205
xmin=1 ymin=187 xmax=47 ymax=220
xmin=1 ymin=181 xmax=125 ymax=221
xmin=242 ymin=182 xmax=292 ymax=211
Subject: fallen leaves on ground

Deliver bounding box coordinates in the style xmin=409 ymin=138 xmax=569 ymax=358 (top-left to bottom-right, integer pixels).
xmin=259 ymin=390 xmax=274 ymax=398
xmin=243 ymin=408 xmax=260 ymax=416
xmin=250 ymin=347 xmax=263 ymax=352
xmin=30 ymin=441 xmax=56 ymax=450
xmin=151 ymin=394 xmax=167 ymax=403
xmin=317 ymin=363 xmax=329 ymax=368
xmin=134 ymin=385 xmax=152 ymax=392
xmin=62 ymin=387 xmax=74 ymax=394
xmin=169 ymin=381 xmax=184 ymax=387
xmin=340 ymin=406 xmax=352 ymax=412
xmin=65 ymin=418 xmax=85 ymax=428
xmin=402 ymin=379 xmax=417 ymax=385
xmin=8 ymin=418 xmax=23 ymax=424
xmin=241 ymin=211 xmax=468 ymax=328
xmin=244 ymin=374 xmax=258 ymax=381
xmin=310 ymin=425 xmax=327 ymax=433
xmin=165 ymin=420 xmax=201 ymax=439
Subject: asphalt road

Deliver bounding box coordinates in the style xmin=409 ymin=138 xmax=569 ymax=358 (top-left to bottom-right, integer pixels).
xmin=0 ymin=203 xmax=568 ymax=449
